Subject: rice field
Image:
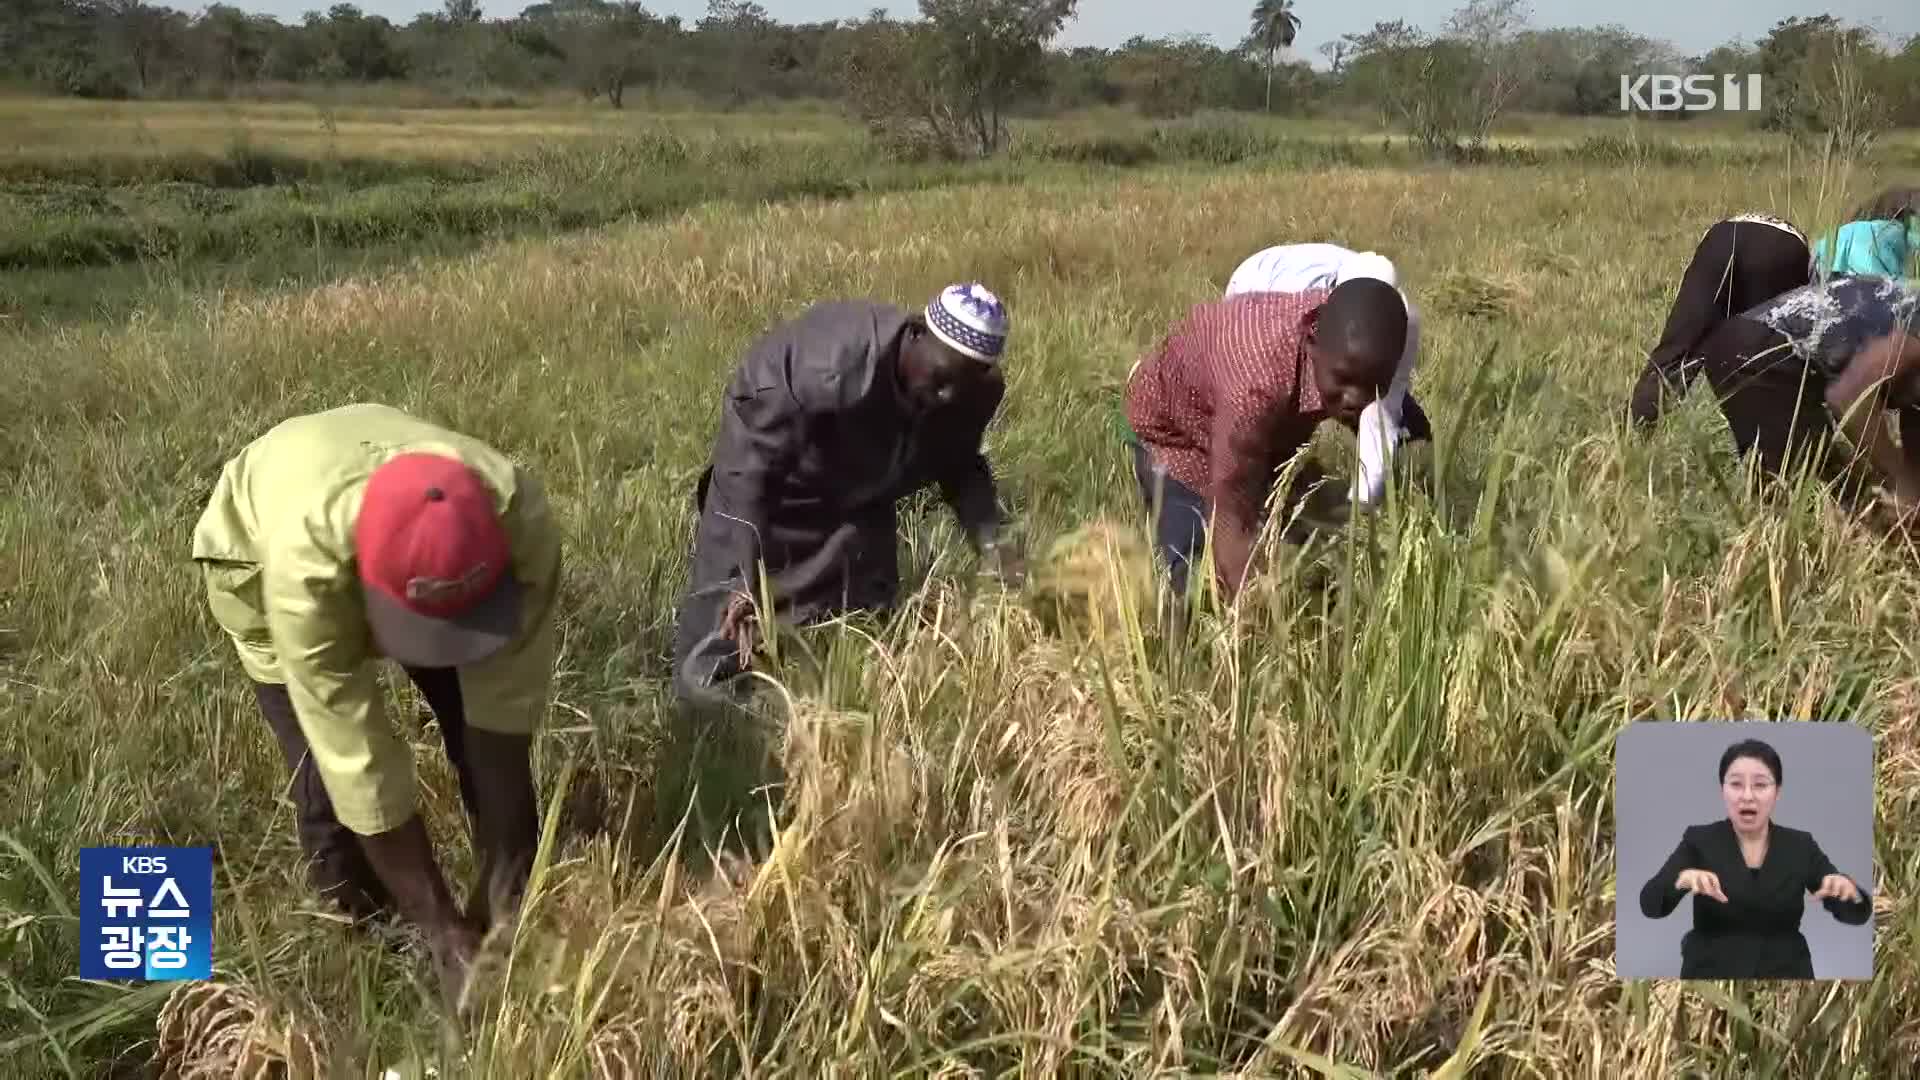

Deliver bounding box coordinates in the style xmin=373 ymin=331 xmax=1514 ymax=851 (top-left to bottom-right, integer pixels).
xmin=2 ymin=98 xmax=1919 ymax=1077
xmin=0 ymin=94 xmax=861 ymax=163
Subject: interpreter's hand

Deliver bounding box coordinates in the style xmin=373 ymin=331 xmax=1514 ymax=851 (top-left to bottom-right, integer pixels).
xmin=1675 ymin=868 xmax=1728 ymax=903
xmin=719 ymin=592 xmax=758 ymax=668
xmin=1812 ymin=873 xmax=1863 ymax=904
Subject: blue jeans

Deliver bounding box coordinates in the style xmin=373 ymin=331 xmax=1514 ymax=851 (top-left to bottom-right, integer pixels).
xmin=1130 ymin=441 xmax=1209 ymax=599
xmin=1129 ymin=439 xmax=1333 ymax=600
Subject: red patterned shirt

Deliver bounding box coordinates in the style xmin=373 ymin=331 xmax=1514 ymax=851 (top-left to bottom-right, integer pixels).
xmin=1125 ymin=290 xmax=1330 ymax=587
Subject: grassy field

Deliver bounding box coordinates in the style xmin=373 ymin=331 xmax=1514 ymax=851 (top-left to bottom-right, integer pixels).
xmin=4 ymin=98 xmax=1920 ymax=1076
xmin=0 ymin=96 xmax=861 ymax=164
xmin=9 ymin=95 xmax=1913 ymax=162
xmin=8 ymin=94 xmax=1916 ymax=328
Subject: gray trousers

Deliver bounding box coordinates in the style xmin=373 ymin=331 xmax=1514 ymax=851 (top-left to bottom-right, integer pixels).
xmin=253 ymin=668 xmax=474 ymax=922
xmin=657 ymin=475 xmax=902 ymax=872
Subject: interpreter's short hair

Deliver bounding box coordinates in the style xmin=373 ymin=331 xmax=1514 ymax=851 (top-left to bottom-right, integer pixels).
xmin=1319 ymin=277 xmax=1407 ymax=380
xmin=1719 ymin=738 xmax=1783 ymax=787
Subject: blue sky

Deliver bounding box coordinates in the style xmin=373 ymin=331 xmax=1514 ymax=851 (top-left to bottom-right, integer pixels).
xmin=236 ymin=0 xmax=1919 ymax=66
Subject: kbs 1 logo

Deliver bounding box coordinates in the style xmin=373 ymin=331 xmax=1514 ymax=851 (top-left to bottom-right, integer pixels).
xmin=1619 ymin=73 xmax=1764 ymax=113
xmin=80 ymin=847 xmax=213 ymax=981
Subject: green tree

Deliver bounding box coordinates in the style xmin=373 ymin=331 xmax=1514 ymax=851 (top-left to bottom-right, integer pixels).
xmin=521 ymin=0 xmax=672 ymax=107
xmin=696 ymin=0 xmax=775 ymax=103
xmin=1883 ymin=34 xmax=1920 ymax=127
xmin=919 ymin=0 xmax=1078 ymax=154
xmin=191 ymin=4 xmax=271 ymax=86
xmin=1340 ymin=5 xmax=1525 ymax=158
xmin=1441 ymin=0 xmax=1529 ymax=145
xmin=1338 ymin=20 xmax=1424 ymax=125
xmin=1248 ymin=0 xmax=1299 ymax=112
xmin=1754 ymin=15 xmax=1867 ymax=132
xmin=827 ymin=12 xmax=955 ymax=157
xmin=832 ymin=0 xmax=1077 ymax=158
xmin=102 ymin=0 xmax=188 ymax=93
xmin=1110 ymin=34 xmax=1265 ymax=118
xmin=310 ymin=4 xmax=407 ymax=82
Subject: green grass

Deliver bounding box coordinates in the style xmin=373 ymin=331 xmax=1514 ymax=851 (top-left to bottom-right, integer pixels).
xmin=9 ymin=97 xmax=1919 ymax=329
xmin=0 ymin=93 xmax=860 ymax=164
xmin=3 ymin=101 xmax=1920 ymax=1076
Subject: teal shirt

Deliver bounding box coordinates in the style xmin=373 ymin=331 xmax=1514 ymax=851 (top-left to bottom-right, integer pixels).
xmin=1813 ymin=219 xmax=1916 ymax=280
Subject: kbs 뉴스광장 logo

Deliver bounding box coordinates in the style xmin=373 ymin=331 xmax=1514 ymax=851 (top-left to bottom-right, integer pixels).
xmin=79 ymin=847 xmax=213 ymax=981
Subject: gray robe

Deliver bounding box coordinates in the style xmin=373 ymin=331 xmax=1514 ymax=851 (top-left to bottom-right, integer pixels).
xmin=672 ymin=300 xmax=1004 ymax=701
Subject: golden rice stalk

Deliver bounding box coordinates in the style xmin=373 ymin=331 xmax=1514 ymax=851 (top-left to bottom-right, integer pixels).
xmin=1029 ymin=517 xmax=1156 ymax=653
xmin=153 ymin=980 xmax=335 ymax=1080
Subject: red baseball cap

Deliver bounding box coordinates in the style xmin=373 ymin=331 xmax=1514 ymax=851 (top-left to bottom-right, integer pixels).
xmin=354 ymin=453 xmax=522 ymax=668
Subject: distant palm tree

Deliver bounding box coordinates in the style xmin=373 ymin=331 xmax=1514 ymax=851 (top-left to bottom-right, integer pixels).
xmin=1250 ymin=0 xmax=1302 ymax=112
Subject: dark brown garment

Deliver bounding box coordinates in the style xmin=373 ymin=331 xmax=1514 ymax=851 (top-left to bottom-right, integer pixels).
xmin=672 ymin=300 xmax=1004 ymax=702
xmin=1629 ymin=216 xmax=1813 ymax=427
xmin=1692 ymin=277 xmax=1920 ymax=487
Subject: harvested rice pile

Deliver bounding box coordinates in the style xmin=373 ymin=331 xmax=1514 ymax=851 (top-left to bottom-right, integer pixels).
xmin=1028 ymin=517 xmax=1159 ymax=650
xmin=155 ymin=981 xmax=333 ymax=1079
xmin=1429 ymin=271 xmax=1525 ymax=320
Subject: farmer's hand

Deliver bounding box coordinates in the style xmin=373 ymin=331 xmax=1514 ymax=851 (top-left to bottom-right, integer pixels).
xmin=1675 ymin=868 xmax=1727 ymax=903
xmin=1872 ymin=488 xmax=1920 ymax=547
xmin=1893 ymin=484 xmax=1920 ymax=527
xmin=982 ymin=539 xmax=1027 ymax=587
xmin=1812 ymin=873 xmax=1862 ymax=904
xmin=719 ymin=592 xmax=758 ymax=667
xmin=429 ymin=915 xmax=484 ymax=1015
xmin=1313 ymin=494 xmax=1353 ymax=528
xmin=1890 ymin=505 xmax=1920 ymax=549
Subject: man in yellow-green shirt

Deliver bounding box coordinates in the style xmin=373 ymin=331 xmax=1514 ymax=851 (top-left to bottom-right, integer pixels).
xmin=192 ymin=403 xmax=561 ymax=1007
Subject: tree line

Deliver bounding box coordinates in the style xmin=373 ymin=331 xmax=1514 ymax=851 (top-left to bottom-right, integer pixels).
xmin=4 ymin=0 xmax=1917 ymax=155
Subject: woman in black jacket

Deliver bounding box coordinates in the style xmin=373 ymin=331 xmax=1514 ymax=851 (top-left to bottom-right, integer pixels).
xmin=1639 ymin=738 xmax=1873 ymax=979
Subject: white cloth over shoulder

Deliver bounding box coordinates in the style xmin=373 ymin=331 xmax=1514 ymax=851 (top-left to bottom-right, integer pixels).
xmin=1223 ymin=243 xmax=1420 ymax=507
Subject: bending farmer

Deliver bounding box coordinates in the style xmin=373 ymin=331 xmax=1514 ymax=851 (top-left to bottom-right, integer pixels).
xmin=191 ymin=403 xmax=561 ymax=1008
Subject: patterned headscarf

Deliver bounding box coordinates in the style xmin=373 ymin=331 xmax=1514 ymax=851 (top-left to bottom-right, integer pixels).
xmin=1726 ymin=212 xmax=1807 ymax=244
xmin=926 ymin=283 xmax=1009 ymax=364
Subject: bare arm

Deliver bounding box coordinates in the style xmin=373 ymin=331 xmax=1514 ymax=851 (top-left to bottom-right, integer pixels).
xmin=933 ymin=374 xmax=1009 ymax=552
xmin=1351 ymin=298 xmax=1421 ymax=506
xmin=1828 ymin=333 xmax=1920 ymax=508
xmin=1207 ymin=397 xmax=1280 ymax=599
